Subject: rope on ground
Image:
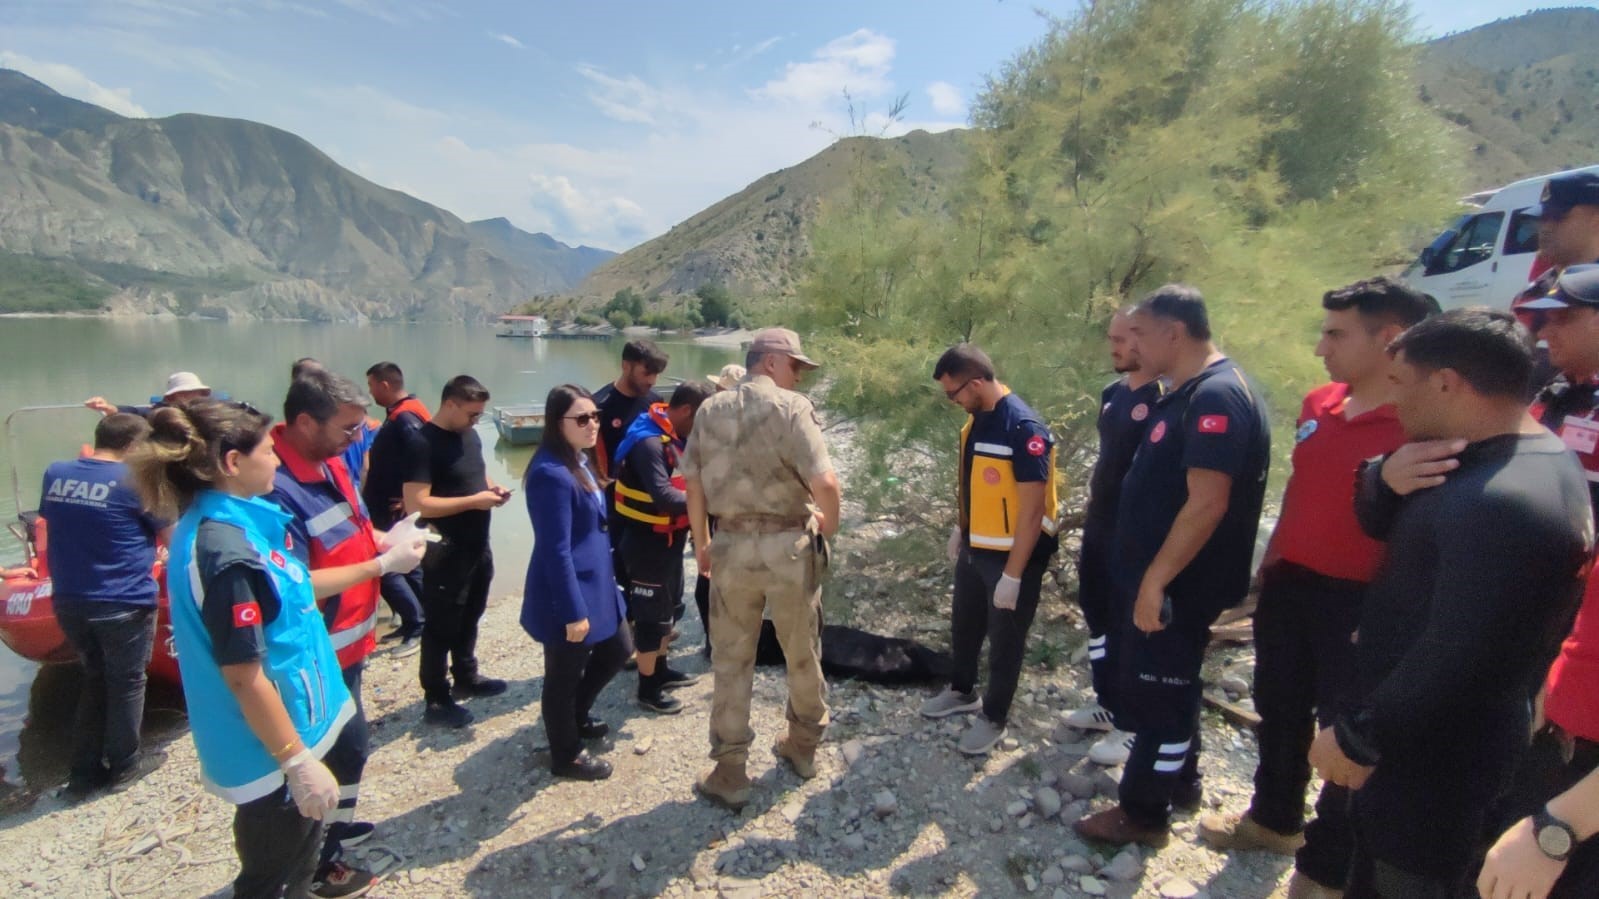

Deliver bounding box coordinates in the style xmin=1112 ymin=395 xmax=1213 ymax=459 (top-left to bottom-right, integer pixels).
xmin=101 ymin=789 xmax=233 ymax=898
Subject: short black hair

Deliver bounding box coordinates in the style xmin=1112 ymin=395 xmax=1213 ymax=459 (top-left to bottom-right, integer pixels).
xmin=1322 ymin=276 xmax=1437 ymax=329
xmin=94 ymin=412 xmax=151 ymax=452
xmin=1137 ymin=283 xmax=1210 ymax=340
xmin=285 ymin=369 xmax=368 ymax=423
xmin=441 ymin=374 xmax=490 ymax=405
xmin=1388 ymin=307 xmax=1533 ymax=399
xmin=932 ymin=344 xmax=996 ymax=382
xmin=668 ymin=380 xmax=715 ymax=412
xmin=622 ymin=339 xmax=669 ymax=375
xmin=366 ymin=361 xmax=404 ymax=387
xmin=291 ymin=357 xmax=324 ymax=380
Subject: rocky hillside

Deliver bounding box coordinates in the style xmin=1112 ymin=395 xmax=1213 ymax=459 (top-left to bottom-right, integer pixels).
xmin=1417 ymin=7 xmax=1599 ymax=190
xmin=0 ymin=69 xmax=611 ymax=320
xmin=575 ymin=129 xmax=969 ymax=302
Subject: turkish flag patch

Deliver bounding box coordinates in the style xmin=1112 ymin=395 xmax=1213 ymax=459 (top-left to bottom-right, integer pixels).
xmin=233 ymin=601 xmax=262 ymax=628
xmin=269 ymin=550 xmax=287 ymax=569
xmin=1025 ymin=435 xmax=1047 ymax=457
xmin=284 ymin=532 xmax=294 ymax=551
xmin=1198 ymin=415 xmax=1229 ymax=434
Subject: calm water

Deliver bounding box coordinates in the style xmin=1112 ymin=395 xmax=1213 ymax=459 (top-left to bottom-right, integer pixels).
xmin=0 ymin=317 xmax=737 ymax=798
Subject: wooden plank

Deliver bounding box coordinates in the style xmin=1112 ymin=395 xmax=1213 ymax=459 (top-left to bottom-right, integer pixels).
xmin=1204 ymin=691 xmax=1261 ymax=730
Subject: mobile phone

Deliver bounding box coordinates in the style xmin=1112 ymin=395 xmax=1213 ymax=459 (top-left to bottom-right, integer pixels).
xmin=1159 ymin=594 xmax=1174 ymax=627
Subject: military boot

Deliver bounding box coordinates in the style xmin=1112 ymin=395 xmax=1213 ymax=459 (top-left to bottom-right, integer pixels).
xmin=695 ymin=761 xmax=752 ymax=811
xmin=772 ymin=735 xmax=817 ymax=779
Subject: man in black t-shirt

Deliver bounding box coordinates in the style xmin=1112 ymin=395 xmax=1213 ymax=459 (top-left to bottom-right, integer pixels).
xmin=364 ymin=361 xmax=430 ymax=650
xmin=401 ymin=375 xmax=511 ymax=728
xmin=1076 ymin=285 xmax=1271 ymax=849
xmin=593 ymin=339 xmax=670 ymax=480
xmin=1064 ymin=308 xmax=1164 ymax=752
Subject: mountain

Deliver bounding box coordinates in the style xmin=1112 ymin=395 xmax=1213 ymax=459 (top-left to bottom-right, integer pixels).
xmin=1416 ymin=7 xmax=1599 ymax=190
xmin=0 ymin=69 xmax=612 ymax=320
xmin=574 ymin=128 xmax=969 ymax=302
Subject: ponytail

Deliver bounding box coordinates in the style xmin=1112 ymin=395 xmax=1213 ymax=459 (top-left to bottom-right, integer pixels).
xmin=129 ymin=399 xmax=273 ymax=520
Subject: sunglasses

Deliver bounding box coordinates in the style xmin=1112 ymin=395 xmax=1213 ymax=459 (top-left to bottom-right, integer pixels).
xmin=566 ymin=412 xmax=601 ymax=426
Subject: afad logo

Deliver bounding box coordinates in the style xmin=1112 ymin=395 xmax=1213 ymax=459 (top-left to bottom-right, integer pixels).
xmin=1131 ymin=403 xmax=1149 ymax=422
xmin=1149 ymin=421 xmax=1167 ymax=444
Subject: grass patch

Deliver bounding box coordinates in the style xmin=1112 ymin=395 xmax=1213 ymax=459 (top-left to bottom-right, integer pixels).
xmin=0 ymin=250 xmax=112 ymax=312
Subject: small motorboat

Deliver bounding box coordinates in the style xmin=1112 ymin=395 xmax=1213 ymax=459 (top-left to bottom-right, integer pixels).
xmin=0 ymin=405 xmax=181 ymax=684
xmin=493 ymin=404 xmax=546 ymax=446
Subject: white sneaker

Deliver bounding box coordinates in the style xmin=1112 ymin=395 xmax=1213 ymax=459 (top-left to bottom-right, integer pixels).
xmin=919 ymin=688 xmax=982 ymax=718
xmin=1088 ymin=729 xmax=1134 ymax=766
xmin=1063 ymin=703 xmax=1116 ymax=732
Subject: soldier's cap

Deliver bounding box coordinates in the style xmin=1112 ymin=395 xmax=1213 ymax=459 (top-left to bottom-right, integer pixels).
xmin=1529 ymin=172 xmax=1599 ymax=218
xmin=748 ymin=328 xmax=819 ymax=369
xmin=1520 ymin=264 xmax=1599 ymax=311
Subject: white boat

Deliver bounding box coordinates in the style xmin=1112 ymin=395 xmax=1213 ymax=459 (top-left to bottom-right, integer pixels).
xmin=493 ymin=404 xmax=546 ymax=445
xmin=496 ymin=315 xmax=548 ymax=338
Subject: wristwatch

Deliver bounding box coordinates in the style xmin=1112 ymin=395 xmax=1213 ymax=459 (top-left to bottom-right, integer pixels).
xmin=1532 ymin=807 xmax=1579 ymax=862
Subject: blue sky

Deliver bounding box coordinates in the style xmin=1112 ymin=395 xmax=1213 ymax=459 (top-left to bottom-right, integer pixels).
xmin=0 ymin=0 xmax=1569 ymax=251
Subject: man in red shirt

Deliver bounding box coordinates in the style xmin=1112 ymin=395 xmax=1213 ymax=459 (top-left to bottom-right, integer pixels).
xmin=1199 ymin=277 xmax=1434 ymax=898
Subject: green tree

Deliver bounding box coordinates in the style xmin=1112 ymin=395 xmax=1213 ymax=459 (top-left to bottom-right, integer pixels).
xmin=606 ymin=310 xmax=633 ymax=330
xmin=695 ymin=283 xmax=737 ymax=327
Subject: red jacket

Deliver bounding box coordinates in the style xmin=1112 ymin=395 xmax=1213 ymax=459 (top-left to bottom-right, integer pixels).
xmin=1546 ymin=560 xmax=1599 ymax=742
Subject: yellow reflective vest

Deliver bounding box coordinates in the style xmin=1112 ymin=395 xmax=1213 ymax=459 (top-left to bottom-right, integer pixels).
xmin=957 ymin=388 xmax=1061 ymax=552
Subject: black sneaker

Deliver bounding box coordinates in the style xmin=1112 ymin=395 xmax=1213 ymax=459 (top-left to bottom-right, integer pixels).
xmin=577 ymin=716 xmax=610 ymax=740
xmin=311 ymin=860 xmax=378 ymax=898
xmin=1173 ymin=779 xmax=1203 ymax=813
xmin=657 ymin=664 xmax=702 ymax=690
xmin=329 ymin=820 xmax=376 ymax=850
xmin=61 ymin=766 xmax=109 ymax=803
xmin=452 ymin=676 xmax=508 ymax=699
xmin=424 ymin=699 xmax=474 ymax=728
xmin=552 ymin=753 xmax=613 ymax=781
xmin=378 ymin=627 xmax=405 ymax=643
xmin=637 ymin=686 xmax=684 ymax=714
xmin=108 ymin=750 xmax=167 ymax=793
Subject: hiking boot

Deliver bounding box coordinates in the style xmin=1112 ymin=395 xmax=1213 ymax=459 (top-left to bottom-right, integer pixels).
xmin=329 ymin=821 xmax=375 ymax=851
xmin=1283 ymin=871 xmax=1344 ymax=899
xmin=958 ymin=716 xmax=1007 ymax=756
xmin=552 ymin=752 xmax=613 ymax=781
xmin=424 ymin=698 xmax=474 ymax=728
xmin=577 ymin=716 xmax=610 ymax=740
xmin=773 ymin=736 xmax=818 ymax=779
xmin=695 ymin=762 xmax=752 ymax=811
xmin=392 ymin=634 xmax=421 ymax=658
xmin=452 ymin=675 xmax=507 ymax=699
xmin=310 ymin=860 xmax=378 ymax=898
xmin=1197 ymin=811 xmax=1305 ymax=856
xmin=1063 ymin=703 xmax=1117 ymax=732
xmin=108 ymin=749 xmax=167 ymax=793
xmin=1073 ymin=806 xmax=1170 ymax=849
xmin=919 ymin=688 xmax=981 ymax=719
xmin=638 ymin=678 xmax=685 ymax=714
xmin=657 ymin=664 xmax=701 ymax=690
xmin=1088 ymin=730 xmax=1134 ymax=766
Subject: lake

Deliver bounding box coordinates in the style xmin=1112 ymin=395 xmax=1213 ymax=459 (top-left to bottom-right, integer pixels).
xmin=0 ymin=316 xmax=739 ymax=798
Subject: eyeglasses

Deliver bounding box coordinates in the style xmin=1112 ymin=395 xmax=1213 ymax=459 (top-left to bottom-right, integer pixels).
xmin=566 ymin=412 xmax=601 ymax=426
xmin=943 ymin=378 xmax=976 ymax=401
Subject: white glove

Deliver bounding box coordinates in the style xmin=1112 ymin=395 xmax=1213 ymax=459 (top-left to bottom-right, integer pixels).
xmin=993 ymin=573 xmax=1021 ymax=610
xmin=947 ymin=526 xmax=962 ymax=563
xmin=377 ymin=537 xmax=427 ymax=575
xmin=280 ymin=749 xmax=340 ymax=820
xmin=378 ymin=511 xmax=438 ymax=551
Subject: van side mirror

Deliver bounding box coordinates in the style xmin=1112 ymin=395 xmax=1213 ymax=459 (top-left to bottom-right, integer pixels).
xmin=1420 ymin=246 xmax=1436 ymax=268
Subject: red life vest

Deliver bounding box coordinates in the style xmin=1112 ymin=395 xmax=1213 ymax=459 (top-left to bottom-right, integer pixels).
xmin=270 ymin=425 xmax=382 ymax=668
xmin=387 ymin=395 xmax=432 ymax=423
xmin=613 ymin=404 xmax=690 ymax=539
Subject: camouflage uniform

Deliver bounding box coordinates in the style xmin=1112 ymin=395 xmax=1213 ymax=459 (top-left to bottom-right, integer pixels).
xmin=679 ymin=374 xmax=833 ymax=765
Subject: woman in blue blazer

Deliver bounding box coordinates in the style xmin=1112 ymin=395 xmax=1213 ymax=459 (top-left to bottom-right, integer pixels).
xmin=521 ymin=384 xmax=631 ymax=780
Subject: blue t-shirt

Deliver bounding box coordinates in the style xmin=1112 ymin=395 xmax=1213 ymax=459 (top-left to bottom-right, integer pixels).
xmin=39 ymin=458 xmax=164 ymax=605
xmin=341 ymin=419 xmax=379 ymax=492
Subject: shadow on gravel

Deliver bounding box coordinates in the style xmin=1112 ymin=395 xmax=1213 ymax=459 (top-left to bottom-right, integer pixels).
xmin=365 ymin=675 xmax=543 ymax=755
xmin=462 ymin=769 xmax=785 ymax=897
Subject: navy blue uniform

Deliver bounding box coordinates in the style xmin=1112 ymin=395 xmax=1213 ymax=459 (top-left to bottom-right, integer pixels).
xmin=1079 ymin=377 xmax=1162 ymax=717
xmin=1113 ymin=358 xmax=1271 ymax=827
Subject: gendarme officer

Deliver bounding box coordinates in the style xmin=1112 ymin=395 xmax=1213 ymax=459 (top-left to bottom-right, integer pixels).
xmin=682 ymin=328 xmax=842 ymax=811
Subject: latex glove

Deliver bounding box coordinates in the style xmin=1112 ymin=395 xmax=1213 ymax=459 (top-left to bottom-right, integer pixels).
xmin=993 ymin=573 xmax=1021 ymax=610
xmin=379 ymin=511 xmax=436 ymax=551
xmin=280 ymin=749 xmax=340 ymax=820
xmin=947 ymin=526 xmax=961 ymax=563
xmin=377 ymin=538 xmax=427 ymax=576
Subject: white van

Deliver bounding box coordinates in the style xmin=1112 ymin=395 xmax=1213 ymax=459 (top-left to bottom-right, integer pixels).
xmin=1402 ymin=164 xmax=1599 ymax=310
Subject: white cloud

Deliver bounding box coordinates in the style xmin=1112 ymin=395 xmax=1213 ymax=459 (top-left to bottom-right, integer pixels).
xmin=755 ymin=28 xmax=895 ymax=105
xmin=0 ymin=51 xmax=149 ymax=117
xmin=489 ymin=32 xmax=523 ymax=50
xmin=528 ymin=173 xmax=649 ymax=246
xmin=926 ymin=80 xmax=964 ymax=117
xmin=576 ymin=64 xmax=668 ymax=125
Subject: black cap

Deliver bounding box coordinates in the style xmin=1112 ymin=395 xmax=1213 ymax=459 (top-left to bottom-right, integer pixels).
xmin=1529 ymin=172 xmax=1599 ymax=217
xmin=1520 ymin=263 xmax=1599 ymax=310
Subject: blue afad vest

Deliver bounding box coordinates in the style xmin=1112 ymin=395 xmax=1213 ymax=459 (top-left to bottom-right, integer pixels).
xmin=168 ymin=489 xmax=354 ymax=804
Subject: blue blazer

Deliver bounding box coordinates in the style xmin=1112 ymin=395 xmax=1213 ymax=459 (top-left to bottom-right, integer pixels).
xmin=520 ymin=450 xmax=625 ymax=646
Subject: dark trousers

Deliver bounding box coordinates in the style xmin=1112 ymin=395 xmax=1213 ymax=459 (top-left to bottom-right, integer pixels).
xmin=419 ymin=545 xmax=493 ymax=702
xmin=233 ymin=785 xmax=324 ymax=899
xmin=1248 ymin=562 xmax=1363 ymax=888
xmin=541 ymin=630 xmax=632 ymax=766
xmin=1076 ymin=521 xmax=1119 ymax=716
xmin=1491 ymin=728 xmax=1599 ymax=898
xmin=618 ymin=528 xmax=685 ymax=653
xmin=695 ymin=574 xmax=712 ymax=658
xmin=379 ymin=569 xmax=425 ymax=637
xmin=1116 ymin=589 xmax=1221 ymax=828
xmin=1345 ymin=845 xmax=1475 ymax=899
xmin=319 ymin=661 xmax=368 ymax=865
xmin=53 ymin=602 xmax=156 ymax=780
xmin=950 ymin=548 xmax=1048 ymax=726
